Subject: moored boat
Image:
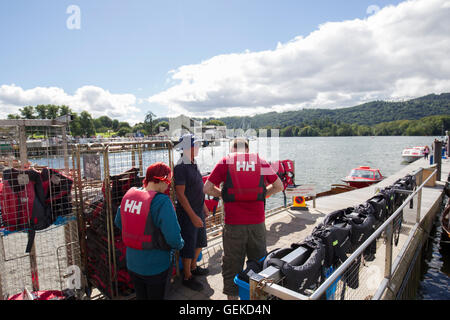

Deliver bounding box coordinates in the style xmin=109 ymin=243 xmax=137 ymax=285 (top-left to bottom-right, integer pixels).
xmin=402 ymin=146 xmax=427 ymax=163
xmin=341 ymin=166 xmax=384 ymax=188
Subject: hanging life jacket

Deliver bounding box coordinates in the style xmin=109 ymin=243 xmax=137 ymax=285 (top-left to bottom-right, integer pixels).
xmin=221 ymin=153 xmax=266 ymax=203
xmin=120 ymin=187 xmax=171 ymax=251
xmin=344 ymin=210 xmax=377 ymax=249
xmin=280 ymin=237 xmax=326 ymax=295
xmin=105 ymin=167 xmax=142 ymax=215
xmin=270 ymin=160 xmax=295 ymax=190
xmin=0 ymin=168 xmax=53 ymax=253
xmin=41 ymin=168 xmax=74 ymax=218
xmin=312 ymin=208 xmax=353 ymax=268
xmin=367 ymin=193 xmax=389 ymax=224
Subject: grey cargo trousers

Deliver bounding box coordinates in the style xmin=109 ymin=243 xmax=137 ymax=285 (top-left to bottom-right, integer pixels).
xmin=222 ymin=222 xmax=267 ymax=296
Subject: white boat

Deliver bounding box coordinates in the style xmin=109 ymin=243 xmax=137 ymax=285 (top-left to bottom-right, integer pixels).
xmin=402 ymin=146 xmax=427 ymax=163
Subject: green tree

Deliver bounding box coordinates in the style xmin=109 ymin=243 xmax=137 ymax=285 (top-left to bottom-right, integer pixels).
xmin=144 ymin=111 xmax=156 ymax=135
xmin=79 ymin=111 xmax=96 ymax=137
xmin=112 ymin=119 xmax=120 ymax=131
xmin=205 ymin=119 xmax=226 ymax=126
xmin=117 ymin=127 xmax=132 ymax=137
xmin=19 ymin=106 xmax=36 ymax=119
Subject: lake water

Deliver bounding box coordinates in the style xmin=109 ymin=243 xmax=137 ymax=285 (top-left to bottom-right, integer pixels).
xmin=189 ymin=136 xmax=438 ymax=209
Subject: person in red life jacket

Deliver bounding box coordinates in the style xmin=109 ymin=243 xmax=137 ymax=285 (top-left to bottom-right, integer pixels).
xmin=174 ymin=134 xmax=210 ymax=292
xmin=203 ymin=138 xmax=284 ymax=300
xmin=114 ymin=162 xmax=184 ymax=300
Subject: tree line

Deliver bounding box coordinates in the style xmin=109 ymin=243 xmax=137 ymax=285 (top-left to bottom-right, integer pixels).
xmin=277 ymin=115 xmax=450 ymax=137
xmin=6 ymin=93 xmax=450 ymax=138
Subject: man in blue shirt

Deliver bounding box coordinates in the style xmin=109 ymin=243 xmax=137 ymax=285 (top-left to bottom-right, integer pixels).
xmin=174 ymin=134 xmax=210 ymax=292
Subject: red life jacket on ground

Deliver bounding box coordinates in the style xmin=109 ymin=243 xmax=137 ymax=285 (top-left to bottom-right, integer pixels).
xmin=221 ymin=153 xmax=266 ymax=203
xmin=120 ymin=187 xmax=170 ymax=251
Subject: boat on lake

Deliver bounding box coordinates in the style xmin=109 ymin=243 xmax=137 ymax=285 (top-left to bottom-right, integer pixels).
xmin=402 ymin=146 xmax=427 ymax=163
xmin=341 ymin=166 xmax=384 ymax=188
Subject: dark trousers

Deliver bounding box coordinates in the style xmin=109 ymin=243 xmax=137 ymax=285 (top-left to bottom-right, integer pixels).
xmin=222 ymin=222 xmax=267 ymax=296
xmin=128 ymin=268 xmax=171 ymax=300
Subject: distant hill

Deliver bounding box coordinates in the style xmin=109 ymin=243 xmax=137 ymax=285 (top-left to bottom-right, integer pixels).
xmin=202 ymin=93 xmax=450 ymax=129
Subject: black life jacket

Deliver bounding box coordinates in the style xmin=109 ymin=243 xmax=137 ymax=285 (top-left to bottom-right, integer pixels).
xmin=367 ymin=194 xmax=388 ymax=223
xmin=263 ymin=247 xmax=295 ymax=270
xmin=0 ymin=168 xmax=53 ymax=252
xmin=104 ymin=168 xmax=142 ymax=216
xmin=395 ymin=174 xmax=416 ymax=191
xmin=312 ymin=209 xmax=352 ymax=268
xmin=344 ymin=210 xmax=377 ymax=249
xmin=280 ymin=237 xmax=326 ymax=295
xmin=41 ymin=168 xmax=73 ymax=218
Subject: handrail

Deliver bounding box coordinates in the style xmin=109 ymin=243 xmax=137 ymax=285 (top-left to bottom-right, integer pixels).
xmin=250 ymin=167 xmax=438 ymax=300
xmin=309 ymin=167 xmax=436 ymax=300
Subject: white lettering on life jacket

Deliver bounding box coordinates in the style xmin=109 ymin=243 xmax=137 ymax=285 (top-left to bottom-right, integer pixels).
xmin=124 ymin=199 xmax=143 ymax=215
xmin=236 ymin=161 xmax=256 ymax=172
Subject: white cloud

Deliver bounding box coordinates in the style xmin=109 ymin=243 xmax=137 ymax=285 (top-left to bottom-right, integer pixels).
xmin=148 ymin=0 xmax=450 ymax=118
xmin=0 ymin=84 xmax=142 ymax=124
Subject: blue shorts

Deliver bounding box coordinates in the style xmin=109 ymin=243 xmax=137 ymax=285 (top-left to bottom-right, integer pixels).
xmin=177 ymin=210 xmax=207 ymax=259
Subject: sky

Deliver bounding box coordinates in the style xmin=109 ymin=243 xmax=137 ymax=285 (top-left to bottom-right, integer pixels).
xmin=0 ymin=0 xmax=449 ymax=125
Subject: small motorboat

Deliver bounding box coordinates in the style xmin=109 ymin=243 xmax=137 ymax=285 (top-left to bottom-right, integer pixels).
xmin=341 ymin=166 xmax=384 ymax=188
xmin=402 ymin=146 xmax=427 ymax=163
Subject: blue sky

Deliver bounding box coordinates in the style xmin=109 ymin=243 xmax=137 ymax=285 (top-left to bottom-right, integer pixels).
xmin=1 ymin=0 xmax=448 ymax=123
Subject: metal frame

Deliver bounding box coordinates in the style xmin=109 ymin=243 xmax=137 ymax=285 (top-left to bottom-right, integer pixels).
xmin=0 ymin=119 xmax=78 ymax=299
xmin=249 ymin=167 xmax=438 ymax=300
xmin=72 ymin=140 xmax=175 ymax=299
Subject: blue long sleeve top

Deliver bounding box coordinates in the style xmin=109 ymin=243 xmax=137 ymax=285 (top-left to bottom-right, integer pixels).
xmin=114 ymin=191 xmax=184 ymax=276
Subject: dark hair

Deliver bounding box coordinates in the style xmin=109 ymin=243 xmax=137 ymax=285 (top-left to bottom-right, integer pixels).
xmin=231 ymin=138 xmax=249 ymax=151
xmin=143 ymin=162 xmax=172 ymax=187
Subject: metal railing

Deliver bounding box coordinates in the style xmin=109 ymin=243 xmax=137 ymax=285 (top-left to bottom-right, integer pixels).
xmin=249 ymin=167 xmax=438 ymax=300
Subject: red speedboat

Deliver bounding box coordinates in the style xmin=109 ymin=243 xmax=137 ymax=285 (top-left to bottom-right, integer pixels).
xmin=341 ymin=166 xmax=384 ymax=188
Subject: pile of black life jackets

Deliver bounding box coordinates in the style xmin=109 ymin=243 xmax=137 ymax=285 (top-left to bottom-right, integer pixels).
xmin=0 ymin=167 xmax=73 ymax=253
xmin=237 ymin=173 xmax=417 ymax=298
xmin=85 ymin=167 xmax=142 ymax=298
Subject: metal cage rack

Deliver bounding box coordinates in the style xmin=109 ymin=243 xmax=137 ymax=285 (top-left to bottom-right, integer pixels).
xmin=71 ymin=141 xmax=176 ymax=299
xmin=0 ymin=119 xmax=81 ymax=300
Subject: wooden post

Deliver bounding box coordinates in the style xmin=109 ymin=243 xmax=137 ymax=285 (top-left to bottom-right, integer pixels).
xmin=433 ymin=140 xmax=442 ymax=181
xmin=61 ymin=125 xmax=69 ymax=176
xmin=416 ymin=169 xmax=423 ymax=224
xmin=384 ymin=221 xmax=394 ymax=280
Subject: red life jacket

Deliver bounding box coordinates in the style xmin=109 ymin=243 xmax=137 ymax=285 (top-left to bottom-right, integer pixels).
xmin=270 ymin=159 xmax=295 ymax=190
xmin=222 ymin=153 xmax=266 ymax=203
xmin=120 ymin=187 xmax=170 ymax=251
xmin=0 ymin=168 xmax=51 ymax=232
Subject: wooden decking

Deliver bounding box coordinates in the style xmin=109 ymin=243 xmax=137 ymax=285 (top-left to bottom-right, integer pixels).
xmin=166 ymin=157 xmax=449 ymax=300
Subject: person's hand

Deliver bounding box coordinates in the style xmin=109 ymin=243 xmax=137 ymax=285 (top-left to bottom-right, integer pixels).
xmin=191 ymin=215 xmax=204 ymax=228
xmin=204 ymin=209 xmax=210 ymax=218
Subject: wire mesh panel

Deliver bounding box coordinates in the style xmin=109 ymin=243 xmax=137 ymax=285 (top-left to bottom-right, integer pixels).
xmin=0 ymin=120 xmax=81 ymax=300
xmin=73 ymin=141 xmax=175 ymax=299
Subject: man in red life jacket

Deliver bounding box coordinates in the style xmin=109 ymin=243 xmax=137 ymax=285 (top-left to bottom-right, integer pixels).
xmin=203 ymin=138 xmax=284 ymax=300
